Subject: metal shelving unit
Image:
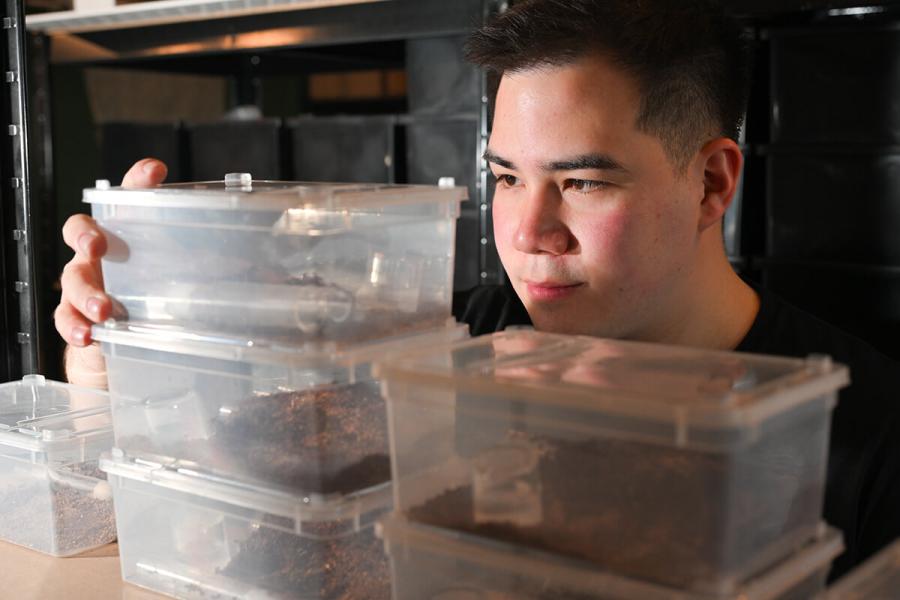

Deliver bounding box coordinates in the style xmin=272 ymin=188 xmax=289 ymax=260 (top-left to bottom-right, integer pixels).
xmin=28 ymin=0 xmax=491 ymax=62
xmin=17 ymin=0 xmax=506 ymax=379
xmin=26 ymin=0 xmax=391 ymax=33
xmin=2 ymin=0 xmax=37 ymax=380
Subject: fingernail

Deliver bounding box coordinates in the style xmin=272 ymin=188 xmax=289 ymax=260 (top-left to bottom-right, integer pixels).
xmin=86 ymin=296 xmax=103 ymax=318
xmin=78 ymin=231 xmax=98 ymax=255
xmin=142 ymin=161 xmax=156 ymax=174
xmin=72 ymin=326 xmax=90 ymax=346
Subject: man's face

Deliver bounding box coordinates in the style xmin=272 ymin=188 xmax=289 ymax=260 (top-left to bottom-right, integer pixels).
xmin=487 ymin=56 xmax=706 ymax=340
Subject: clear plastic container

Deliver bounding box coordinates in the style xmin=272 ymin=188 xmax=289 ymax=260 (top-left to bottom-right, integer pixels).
xmin=86 ymin=176 xmax=464 ymax=344
xmin=101 ymin=450 xmax=392 ymax=600
xmin=379 ymin=516 xmax=843 ymax=600
xmin=93 ymin=319 xmax=468 ymax=499
xmin=374 ymin=330 xmax=850 ymax=593
xmin=825 ymin=538 xmax=900 ymax=599
xmin=0 ymin=375 xmax=115 ymax=556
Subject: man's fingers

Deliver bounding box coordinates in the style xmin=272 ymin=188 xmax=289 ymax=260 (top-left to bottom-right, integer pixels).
xmin=62 ymin=214 xmax=107 ymax=262
xmin=60 ymin=261 xmax=110 ymax=323
xmin=64 ymin=344 xmax=108 ymax=388
xmin=121 ymin=158 xmax=168 ymax=189
xmin=54 ymin=302 xmax=93 ymax=347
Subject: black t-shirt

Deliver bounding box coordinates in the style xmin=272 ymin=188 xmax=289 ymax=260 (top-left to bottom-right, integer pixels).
xmin=452 ymin=281 xmax=531 ymax=336
xmin=452 ymin=283 xmax=900 ymax=580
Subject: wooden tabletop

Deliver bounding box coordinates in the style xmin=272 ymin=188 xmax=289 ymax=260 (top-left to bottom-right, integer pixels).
xmin=0 ymin=541 xmax=168 ymax=600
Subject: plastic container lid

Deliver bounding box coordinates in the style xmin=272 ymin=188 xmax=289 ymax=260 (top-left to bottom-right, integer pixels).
xmin=100 ymin=449 xmax=392 ymax=535
xmin=0 ymin=375 xmax=112 ymax=455
xmin=92 ymin=319 xmax=467 ymax=367
xmin=83 ymin=176 xmax=467 ymax=213
xmin=825 ymin=538 xmax=900 ymax=599
xmin=374 ymin=330 xmax=850 ymax=450
xmin=378 ymin=516 xmax=844 ymax=600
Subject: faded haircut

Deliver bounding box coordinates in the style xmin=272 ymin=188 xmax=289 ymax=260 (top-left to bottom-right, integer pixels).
xmin=465 ymin=0 xmax=752 ymax=171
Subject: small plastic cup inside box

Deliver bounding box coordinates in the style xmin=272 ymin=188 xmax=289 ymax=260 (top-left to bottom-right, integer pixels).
xmin=85 ymin=175 xmax=464 ymax=344
xmin=825 ymin=537 xmax=900 ymax=599
xmin=0 ymin=375 xmax=115 ymax=556
xmin=93 ymin=319 xmax=467 ymax=499
xmin=374 ymin=330 xmax=849 ymax=593
xmin=379 ymin=516 xmax=843 ymax=600
xmin=101 ymin=450 xmax=392 ymax=600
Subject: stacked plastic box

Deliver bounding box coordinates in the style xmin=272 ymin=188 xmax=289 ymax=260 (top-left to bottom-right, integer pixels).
xmin=86 ymin=174 xmax=467 ymax=599
xmin=374 ymin=330 xmax=851 ymax=599
xmin=0 ymin=375 xmax=115 ymax=556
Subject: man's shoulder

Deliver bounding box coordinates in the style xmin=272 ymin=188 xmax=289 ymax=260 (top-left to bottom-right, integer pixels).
xmin=738 ymin=285 xmax=900 ymax=578
xmin=452 ymin=284 xmax=532 ymax=336
xmin=737 ymin=286 xmax=900 ymax=389
xmin=736 ymin=284 xmax=900 ymax=457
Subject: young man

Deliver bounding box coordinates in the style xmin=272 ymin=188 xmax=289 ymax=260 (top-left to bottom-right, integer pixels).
xmin=57 ymin=0 xmax=899 ymax=581
xmin=454 ymin=0 xmax=900 ymax=581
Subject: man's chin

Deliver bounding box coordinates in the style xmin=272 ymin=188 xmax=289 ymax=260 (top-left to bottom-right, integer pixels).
xmin=528 ymin=311 xmax=595 ymax=336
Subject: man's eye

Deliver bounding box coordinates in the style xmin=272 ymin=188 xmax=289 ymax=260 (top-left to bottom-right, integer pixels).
xmin=567 ymin=179 xmax=608 ymax=193
xmin=495 ymin=174 xmax=520 ymax=187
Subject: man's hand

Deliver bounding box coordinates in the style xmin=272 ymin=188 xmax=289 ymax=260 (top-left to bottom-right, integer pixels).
xmin=56 ymin=158 xmax=167 ymax=387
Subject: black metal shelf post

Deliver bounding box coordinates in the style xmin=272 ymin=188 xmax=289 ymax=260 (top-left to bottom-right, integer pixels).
xmin=1 ymin=0 xmax=37 ymax=380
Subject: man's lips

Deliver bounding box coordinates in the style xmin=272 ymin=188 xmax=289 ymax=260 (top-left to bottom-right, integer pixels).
xmin=524 ymin=281 xmax=584 ymax=301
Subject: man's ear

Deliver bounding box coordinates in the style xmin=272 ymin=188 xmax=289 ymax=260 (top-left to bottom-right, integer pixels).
xmin=697 ymin=138 xmax=743 ymax=232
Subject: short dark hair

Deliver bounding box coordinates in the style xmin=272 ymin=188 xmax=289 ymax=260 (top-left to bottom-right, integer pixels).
xmin=466 ymin=0 xmax=752 ymax=170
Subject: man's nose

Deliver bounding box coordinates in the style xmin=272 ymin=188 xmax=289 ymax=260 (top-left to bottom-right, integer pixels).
xmin=512 ymin=185 xmax=572 ymax=255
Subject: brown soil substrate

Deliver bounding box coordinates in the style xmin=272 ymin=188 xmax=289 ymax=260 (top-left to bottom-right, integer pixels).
xmin=215 ymin=382 xmax=390 ymax=495
xmin=407 ymin=434 xmax=821 ymax=590
xmin=221 ymin=524 xmax=390 ymax=600
xmin=121 ymin=381 xmax=390 ymax=496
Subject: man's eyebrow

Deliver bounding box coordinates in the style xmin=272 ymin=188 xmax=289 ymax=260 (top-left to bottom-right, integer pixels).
xmin=545 ymin=154 xmax=629 ymax=174
xmin=483 ymin=150 xmax=629 ymax=175
xmin=483 ymin=149 xmax=517 ymax=170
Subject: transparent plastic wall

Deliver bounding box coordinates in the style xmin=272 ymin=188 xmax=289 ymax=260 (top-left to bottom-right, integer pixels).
xmin=96 ymin=320 xmax=467 ymax=499
xmin=86 ymin=177 xmax=464 ymax=345
xmin=376 ymin=330 xmax=849 ymax=593
xmin=380 ymin=517 xmax=844 ymax=600
xmin=0 ymin=376 xmax=114 ymax=556
xmin=104 ymin=452 xmax=393 ymax=600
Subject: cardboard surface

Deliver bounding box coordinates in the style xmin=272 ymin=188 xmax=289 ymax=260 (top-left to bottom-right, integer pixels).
xmin=0 ymin=541 xmax=168 ymax=599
